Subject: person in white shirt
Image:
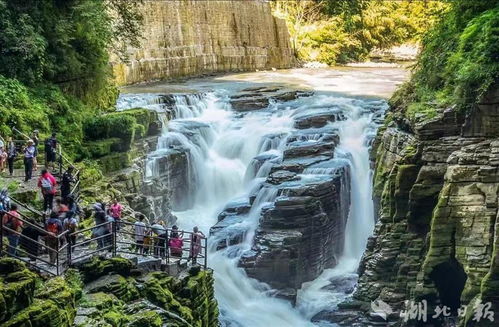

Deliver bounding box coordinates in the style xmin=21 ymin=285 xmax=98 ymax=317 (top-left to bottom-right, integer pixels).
xmin=134 ymin=214 xmax=147 ymax=254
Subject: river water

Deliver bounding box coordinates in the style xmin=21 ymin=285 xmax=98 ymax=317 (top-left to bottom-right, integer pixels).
xmin=117 ymin=67 xmax=408 ymax=326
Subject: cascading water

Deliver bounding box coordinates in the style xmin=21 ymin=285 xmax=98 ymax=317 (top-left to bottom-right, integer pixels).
xmin=296 ymin=99 xmax=386 ymax=320
xmin=116 ymin=68 xmax=399 ymax=326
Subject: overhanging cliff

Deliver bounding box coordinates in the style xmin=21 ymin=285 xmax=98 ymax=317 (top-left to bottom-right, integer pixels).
xmin=112 ymin=0 xmax=296 ymax=85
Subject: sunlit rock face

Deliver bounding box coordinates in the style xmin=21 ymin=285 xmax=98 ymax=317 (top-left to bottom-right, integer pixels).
xmin=111 ymin=0 xmax=295 ymax=85
xmin=347 ymin=86 xmax=499 ymax=326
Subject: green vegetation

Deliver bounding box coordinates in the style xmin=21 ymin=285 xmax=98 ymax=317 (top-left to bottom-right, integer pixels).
xmin=0 ymin=0 xmax=143 ymax=161
xmin=391 ymin=0 xmax=499 ymax=117
xmin=272 ymin=0 xmax=448 ymax=64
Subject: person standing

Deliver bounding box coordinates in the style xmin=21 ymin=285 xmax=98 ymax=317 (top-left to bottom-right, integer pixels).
xmin=169 ymin=225 xmax=184 ymax=258
xmin=189 ymin=226 xmax=205 ymax=265
xmin=6 ymin=137 xmax=16 ymax=176
xmin=20 ymin=218 xmax=45 ymax=263
xmin=151 ymin=220 xmax=167 ymax=257
xmin=23 ymin=140 xmax=36 ymax=181
xmin=0 ymin=144 xmax=6 ymax=173
xmin=61 ymin=166 xmax=74 ymax=202
xmin=45 ymin=133 xmax=57 ymax=170
xmin=2 ymin=204 xmax=23 ymax=256
xmin=38 ymin=169 xmax=57 ymax=213
xmin=45 ymin=212 xmax=62 ymax=264
xmin=31 ymin=130 xmax=39 ymax=171
xmin=109 ymin=199 xmax=123 ymax=230
xmin=92 ymin=203 xmax=108 ymax=249
xmin=62 ymin=211 xmax=78 ymax=246
xmin=66 ymin=195 xmax=80 ymax=221
xmin=134 ymin=214 xmax=147 ymax=255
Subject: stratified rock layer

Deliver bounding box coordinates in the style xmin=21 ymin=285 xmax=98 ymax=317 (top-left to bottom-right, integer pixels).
xmin=112 ymin=0 xmax=295 ymax=85
xmin=348 ymin=86 xmax=499 ymax=327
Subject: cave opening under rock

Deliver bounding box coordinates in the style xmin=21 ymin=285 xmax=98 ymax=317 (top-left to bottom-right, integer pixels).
xmin=429 ymin=259 xmax=467 ymax=311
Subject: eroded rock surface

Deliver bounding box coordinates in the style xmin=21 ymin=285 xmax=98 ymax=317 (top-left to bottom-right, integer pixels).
xmin=341 ymin=86 xmax=499 ymax=327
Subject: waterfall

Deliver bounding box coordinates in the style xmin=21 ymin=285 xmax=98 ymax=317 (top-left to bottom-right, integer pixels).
xmin=118 ymin=78 xmax=389 ymax=326
xmin=296 ymin=98 xmax=387 ymax=319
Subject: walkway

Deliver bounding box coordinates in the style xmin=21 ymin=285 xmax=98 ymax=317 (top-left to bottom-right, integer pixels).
xmin=1 ymin=202 xmax=208 ymax=276
xmin=1 ymin=133 xmax=206 ymax=276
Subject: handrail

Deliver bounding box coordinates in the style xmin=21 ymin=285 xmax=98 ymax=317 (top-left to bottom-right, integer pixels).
xmin=9 ymin=197 xmax=45 ymax=221
xmin=1 ymin=215 xmax=209 ymax=276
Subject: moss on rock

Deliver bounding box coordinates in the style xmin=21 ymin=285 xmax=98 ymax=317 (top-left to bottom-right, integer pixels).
xmin=127 ymin=311 xmax=162 ymax=327
xmin=79 ymin=257 xmax=134 ymax=283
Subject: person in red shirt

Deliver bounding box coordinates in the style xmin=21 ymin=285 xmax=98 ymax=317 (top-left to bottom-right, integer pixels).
xmin=2 ymin=204 xmax=23 ymax=256
xmin=38 ymin=169 xmax=57 ymax=213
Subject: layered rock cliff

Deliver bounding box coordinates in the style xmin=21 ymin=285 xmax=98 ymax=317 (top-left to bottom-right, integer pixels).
xmin=112 ymin=0 xmax=296 ymax=85
xmin=348 ymin=86 xmax=499 ymax=326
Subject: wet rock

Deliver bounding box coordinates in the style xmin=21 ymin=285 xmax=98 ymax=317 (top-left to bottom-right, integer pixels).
xmin=217 ymin=198 xmax=252 ymax=220
xmin=321 ymin=274 xmax=358 ymax=294
xmin=286 ymin=126 xmax=340 ymax=144
xmin=355 ymin=92 xmax=499 ymax=326
xmin=283 ymin=141 xmax=335 ymax=159
xmin=230 ymin=87 xmax=314 ymax=112
xmin=230 ymin=96 xmax=270 ymax=112
xmin=210 ymin=214 xmax=248 ymax=250
xmin=245 ymin=152 xmax=281 ymax=181
xmin=267 ymin=170 xmax=299 ymax=185
xmin=268 ymin=288 xmax=297 ymax=305
xmin=209 ymin=199 xmax=252 ymax=249
xmin=294 ymin=108 xmax=345 ymax=129
xmin=145 ymin=148 xmax=190 ymax=212
xmin=240 ymin=171 xmax=351 ymax=298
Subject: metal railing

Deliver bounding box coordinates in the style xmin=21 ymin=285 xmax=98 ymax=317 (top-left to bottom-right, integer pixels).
xmin=1 ymin=213 xmax=208 ymax=276
xmin=6 ymin=129 xmax=81 ymax=200
xmin=0 ymin=211 xmax=70 ymax=275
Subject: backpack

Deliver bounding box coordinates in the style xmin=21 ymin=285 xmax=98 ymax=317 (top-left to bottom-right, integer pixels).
xmin=47 ymin=221 xmax=59 ymax=235
xmin=4 ymin=215 xmax=15 ymax=233
xmin=41 ymin=177 xmax=53 ymax=193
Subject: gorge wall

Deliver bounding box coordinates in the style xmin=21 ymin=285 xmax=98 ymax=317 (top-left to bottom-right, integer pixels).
xmin=347 ymin=86 xmax=499 ymax=326
xmin=112 ymin=0 xmax=296 ymax=85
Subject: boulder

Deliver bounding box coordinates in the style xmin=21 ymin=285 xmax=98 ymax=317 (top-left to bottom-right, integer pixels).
xmin=239 ymin=171 xmax=351 ymax=299
xmin=293 ymin=108 xmax=345 ymax=129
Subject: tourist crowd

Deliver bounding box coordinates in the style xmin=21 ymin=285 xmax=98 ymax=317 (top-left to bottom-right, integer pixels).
xmin=0 ymin=131 xmax=58 ymax=181
xmin=1 ymin=129 xmax=206 ymax=268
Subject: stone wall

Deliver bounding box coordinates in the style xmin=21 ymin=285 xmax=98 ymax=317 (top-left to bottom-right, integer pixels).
xmin=112 ymin=0 xmax=296 ymax=85
xmin=349 ymin=86 xmax=499 ymax=326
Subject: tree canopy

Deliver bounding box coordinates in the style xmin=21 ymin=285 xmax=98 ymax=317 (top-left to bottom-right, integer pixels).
xmin=0 ymin=0 xmax=143 ymax=94
xmin=272 ymin=0 xmax=449 ymax=64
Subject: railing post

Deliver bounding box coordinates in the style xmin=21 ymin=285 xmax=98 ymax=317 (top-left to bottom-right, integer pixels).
xmin=112 ymin=221 xmax=117 ymax=257
xmin=165 ymin=231 xmax=169 ymax=263
xmin=67 ymin=234 xmax=72 ymax=267
xmin=0 ymin=211 xmax=3 ymax=256
xmin=58 ymin=145 xmax=62 ymax=176
xmin=204 ymin=238 xmax=207 ymax=270
xmin=56 ymin=237 xmax=60 ymax=276
xmin=77 ymin=170 xmax=81 ymax=197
